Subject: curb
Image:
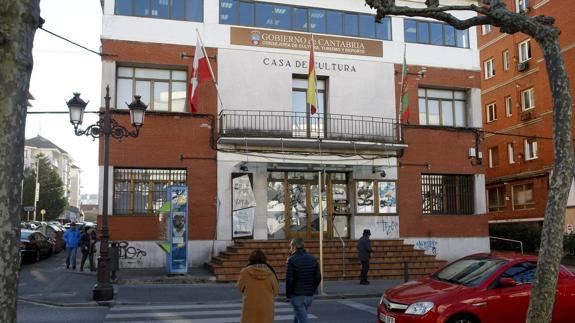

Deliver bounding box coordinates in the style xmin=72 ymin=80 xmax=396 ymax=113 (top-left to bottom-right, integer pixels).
xmin=18 ymin=297 xmax=102 ymax=308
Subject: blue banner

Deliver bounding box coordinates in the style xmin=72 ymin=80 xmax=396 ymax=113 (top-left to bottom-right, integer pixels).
xmin=167 ymin=185 xmax=188 ymax=274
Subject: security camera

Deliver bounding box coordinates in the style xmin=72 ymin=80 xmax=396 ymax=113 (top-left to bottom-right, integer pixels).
xmin=239 ymin=165 xmax=248 ymax=172
xmin=380 ymin=171 xmax=386 ymax=178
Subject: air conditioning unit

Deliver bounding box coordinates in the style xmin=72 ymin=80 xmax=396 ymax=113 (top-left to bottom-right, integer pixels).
xmin=517 ymin=62 xmax=529 ymax=72
xmin=520 ymin=111 xmax=533 ymax=121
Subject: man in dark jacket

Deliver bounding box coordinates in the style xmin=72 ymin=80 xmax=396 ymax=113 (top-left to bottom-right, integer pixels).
xmin=357 ymin=229 xmax=373 ymax=285
xmin=286 ymin=238 xmax=321 ymax=323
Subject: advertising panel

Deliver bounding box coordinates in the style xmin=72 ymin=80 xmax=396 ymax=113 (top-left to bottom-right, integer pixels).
xmin=167 ymin=185 xmax=188 ymax=274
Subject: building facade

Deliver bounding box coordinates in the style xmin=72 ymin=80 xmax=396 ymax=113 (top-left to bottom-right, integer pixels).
xmin=101 ymin=0 xmax=489 ymax=268
xmin=479 ymin=0 xmax=575 ymax=234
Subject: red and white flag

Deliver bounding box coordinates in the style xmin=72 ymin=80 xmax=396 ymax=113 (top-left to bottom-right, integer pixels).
xmin=189 ymin=38 xmax=211 ymax=113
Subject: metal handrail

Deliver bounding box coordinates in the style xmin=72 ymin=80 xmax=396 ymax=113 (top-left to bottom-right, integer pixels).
xmin=332 ymin=224 xmax=346 ymax=279
xmin=489 ymin=236 xmax=524 ymax=255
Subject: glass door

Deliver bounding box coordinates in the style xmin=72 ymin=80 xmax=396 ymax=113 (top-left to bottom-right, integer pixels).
xmin=288 ymin=182 xmax=308 ymax=238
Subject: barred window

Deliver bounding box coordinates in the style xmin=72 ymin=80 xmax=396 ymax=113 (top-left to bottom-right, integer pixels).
xmin=113 ymin=168 xmax=187 ymax=215
xmin=421 ymin=174 xmax=474 ymax=215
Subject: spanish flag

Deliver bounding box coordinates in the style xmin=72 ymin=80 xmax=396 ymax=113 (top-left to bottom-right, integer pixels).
xmin=307 ymin=37 xmax=317 ymax=115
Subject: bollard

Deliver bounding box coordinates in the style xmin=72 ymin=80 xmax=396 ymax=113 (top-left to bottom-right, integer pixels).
xmin=403 ymin=261 xmax=409 ymax=282
xmin=109 ymin=241 xmax=119 ymax=282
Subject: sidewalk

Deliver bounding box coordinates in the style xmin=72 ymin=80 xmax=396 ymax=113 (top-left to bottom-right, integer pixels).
xmin=18 ymin=252 xmax=400 ymax=307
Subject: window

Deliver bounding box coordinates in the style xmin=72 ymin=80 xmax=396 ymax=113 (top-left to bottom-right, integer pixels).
xmin=356 ymin=181 xmax=397 ymax=214
xmin=488 ymin=147 xmax=499 ymax=168
xmin=513 ymin=183 xmax=534 ymax=210
xmin=292 ymin=77 xmax=326 ymax=138
xmin=418 ymin=88 xmax=467 ymax=127
xmin=521 ymin=88 xmax=535 ymax=111
xmin=486 ymin=102 xmax=497 ymax=122
xmin=518 ymin=39 xmax=532 ymax=63
xmin=508 ymin=143 xmax=515 ymax=164
xmin=501 ymin=262 xmax=536 ymax=284
xmin=219 ymin=1 xmax=391 ymax=40
xmin=484 ymin=58 xmax=495 ymax=79
xmin=116 ymin=67 xmax=187 ymax=112
xmin=524 ymin=139 xmax=538 ymax=160
xmin=404 ymin=19 xmax=470 ymax=48
xmin=505 ymin=96 xmax=513 ymax=116
xmin=113 ymin=168 xmax=187 ymax=215
xmin=488 ymin=186 xmax=506 ymax=212
xmin=503 ymin=50 xmax=510 ymax=71
xmin=116 ymin=0 xmax=203 ymax=21
xmin=421 ymin=174 xmax=474 ymax=215
xmin=482 ymin=24 xmax=492 ymax=35
xmin=516 ymin=0 xmax=530 ymax=13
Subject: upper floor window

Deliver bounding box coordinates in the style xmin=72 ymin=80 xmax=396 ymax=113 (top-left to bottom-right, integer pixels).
xmin=486 ymin=102 xmax=497 ymax=123
xmin=481 ymin=24 xmax=492 ymax=35
xmin=505 ymin=95 xmax=513 ymax=116
xmin=516 ymin=0 xmax=530 ymax=13
xmin=524 ymin=139 xmax=538 ymax=160
xmin=521 ymin=88 xmax=535 ymax=111
xmin=220 ymin=0 xmax=391 ymax=40
xmin=487 ymin=186 xmax=506 ymax=212
xmin=508 ymin=143 xmax=515 ymax=164
xmin=484 ymin=58 xmax=495 ymax=79
xmin=115 ymin=0 xmax=203 ymax=22
xmin=116 ymin=67 xmax=187 ymax=113
xmin=488 ymin=146 xmax=499 ymax=168
xmin=404 ymin=19 xmax=469 ymax=48
xmin=512 ymin=183 xmax=534 ymax=210
xmin=518 ymin=39 xmax=532 ymax=63
xmin=503 ymin=50 xmax=510 ymax=71
xmin=418 ymin=88 xmax=467 ymax=127
xmin=421 ymin=174 xmax=474 ymax=215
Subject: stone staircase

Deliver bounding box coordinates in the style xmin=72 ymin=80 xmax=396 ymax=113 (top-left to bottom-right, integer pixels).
xmin=206 ymin=240 xmax=447 ymax=282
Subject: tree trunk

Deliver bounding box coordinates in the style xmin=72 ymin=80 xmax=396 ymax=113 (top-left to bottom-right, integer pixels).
xmin=526 ymin=36 xmax=574 ymax=323
xmin=0 ymin=1 xmax=41 ymax=322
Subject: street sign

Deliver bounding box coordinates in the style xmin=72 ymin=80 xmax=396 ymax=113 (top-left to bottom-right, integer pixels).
xmin=40 ymin=209 xmax=46 ymax=215
xmin=23 ymin=206 xmax=35 ymax=212
xmin=568 ymin=224 xmax=574 ymax=234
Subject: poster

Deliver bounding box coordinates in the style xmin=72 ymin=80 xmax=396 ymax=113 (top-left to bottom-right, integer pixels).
xmin=167 ymin=185 xmax=188 ymax=274
xmin=379 ymin=181 xmax=397 ymax=213
xmin=232 ymin=174 xmax=256 ymax=238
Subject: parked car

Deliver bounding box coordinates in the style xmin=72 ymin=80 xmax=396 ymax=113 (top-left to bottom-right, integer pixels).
xmin=20 ymin=230 xmax=54 ymax=263
xmin=377 ymin=253 xmax=575 ymax=323
xmin=38 ymin=224 xmax=65 ymax=253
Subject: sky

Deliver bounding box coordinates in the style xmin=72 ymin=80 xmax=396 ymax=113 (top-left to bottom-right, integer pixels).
xmin=28 ymin=0 xmax=103 ymax=195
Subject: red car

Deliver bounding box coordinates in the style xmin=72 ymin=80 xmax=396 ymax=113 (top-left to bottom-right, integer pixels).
xmin=377 ymin=253 xmax=575 ymax=323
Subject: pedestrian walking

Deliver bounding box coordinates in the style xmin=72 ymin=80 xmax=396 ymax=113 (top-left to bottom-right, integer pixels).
xmin=63 ymin=222 xmax=81 ymax=270
xmin=88 ymin=226 xmax=97 ymax=271
xmin=286 ymin=238 xmax=321 ymax=323
xmin=79 ymin=226 xmax=91 ymax=271
xmin=357 ymin=229 xmax=373 ymax=285
xmin=237 ymin=249 xmax=279 ymax=323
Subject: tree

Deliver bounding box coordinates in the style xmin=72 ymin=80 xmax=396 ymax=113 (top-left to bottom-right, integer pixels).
xmin=22 ymin=154 xmax=68 ymax=221
xmin=364 ymin=1 xmax=572 ymax=322
xmin=0 ymin=0 xmax=41 ymax=322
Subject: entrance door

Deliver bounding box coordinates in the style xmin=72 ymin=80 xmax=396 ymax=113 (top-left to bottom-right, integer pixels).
xmin=286 ymin=180 xmax=328 ymax=239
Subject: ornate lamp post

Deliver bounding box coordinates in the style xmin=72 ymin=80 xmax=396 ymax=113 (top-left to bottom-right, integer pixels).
xmin=67 ymin=85 xmax=147 ymax=301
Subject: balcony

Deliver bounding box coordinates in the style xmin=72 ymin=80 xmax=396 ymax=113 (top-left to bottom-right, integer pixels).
xmin=218 ymin=110 xmax=404 ymax=154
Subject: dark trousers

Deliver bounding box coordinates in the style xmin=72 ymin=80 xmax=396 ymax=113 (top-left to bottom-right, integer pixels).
xmin=360 ymin=260 xmax=370 ymax=283
xmin=80 ymin=250 xmax=94 ymax=271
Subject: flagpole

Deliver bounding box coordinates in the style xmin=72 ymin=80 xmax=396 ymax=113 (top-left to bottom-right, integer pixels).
xmin=318 ymin=170 xmax=324 ymax=295
xmin=195 ymin=29 xmax=225 ymax=110
xmin=312 ymin=34 xmax=320 ymax=139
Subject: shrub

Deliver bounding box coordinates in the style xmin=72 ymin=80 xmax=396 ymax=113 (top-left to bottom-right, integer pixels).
xmin=489 ymin=222 xmax=542 ymax=253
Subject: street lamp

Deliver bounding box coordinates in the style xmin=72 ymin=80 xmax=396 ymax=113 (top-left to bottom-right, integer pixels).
xmin=66 ymin=85 xmax=147 ymax=301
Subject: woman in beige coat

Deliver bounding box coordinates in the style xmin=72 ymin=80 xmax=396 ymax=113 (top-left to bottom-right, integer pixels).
xmin=237 ymin=249 xmax=279 ymax=323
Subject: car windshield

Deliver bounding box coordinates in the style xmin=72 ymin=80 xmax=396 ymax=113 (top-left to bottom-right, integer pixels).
xmin=432 ymin=256 xmax=507 ymax=286
xmin=20 ymin=231 xmax=32 ymax=240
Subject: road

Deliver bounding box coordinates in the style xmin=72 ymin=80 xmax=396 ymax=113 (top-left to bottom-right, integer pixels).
xmin=19 ymin=297 xmax=380 ymax=322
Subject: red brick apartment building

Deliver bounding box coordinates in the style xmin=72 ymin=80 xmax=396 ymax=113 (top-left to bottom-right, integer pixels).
xmin=98 ymin=0 xmax=489 ymax=269
xmin=479 ymin=0 xmax=575 ymax=233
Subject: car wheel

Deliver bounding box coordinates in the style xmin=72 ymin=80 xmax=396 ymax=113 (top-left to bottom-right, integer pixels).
xmin=447 ymin=314 xmax=480 ymax=323
xmin=34 ymin=249 xmax=41 ymax=263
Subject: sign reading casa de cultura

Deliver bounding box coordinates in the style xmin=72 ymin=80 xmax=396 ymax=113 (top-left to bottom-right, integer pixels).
xmin=231 ymin=27 xmax=383 ymax=57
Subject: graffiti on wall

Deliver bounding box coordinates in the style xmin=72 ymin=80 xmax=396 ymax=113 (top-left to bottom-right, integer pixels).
xmin=414 ymin=240 xmax=438 ymax=255
xmin=117 ymin=241 xmax=147 ymax=259
xmin=377 ymin=219 xmax=400 ymax=237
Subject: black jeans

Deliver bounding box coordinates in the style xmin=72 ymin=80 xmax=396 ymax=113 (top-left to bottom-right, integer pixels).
xmin=360 ymin=260 xmax=370 ymax=283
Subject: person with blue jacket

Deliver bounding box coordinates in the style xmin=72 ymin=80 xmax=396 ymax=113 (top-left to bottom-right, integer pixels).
xmin=63 ymin=222 xmax=81 ymax=270
xmin=285 ymin=238 xmax=321 ymax=323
